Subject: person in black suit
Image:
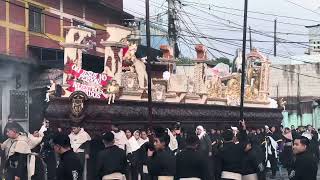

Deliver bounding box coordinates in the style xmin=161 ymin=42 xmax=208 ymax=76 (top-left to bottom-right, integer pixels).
xmin=95 ymin=132 xmax=127 ymax=180
xmin=176 ymin=134 xmax=210 ymax=180
xmin=146 ymin=127 xmax=176 ymax=178
xmin=289 ymin=136 xmax=318 ymax=180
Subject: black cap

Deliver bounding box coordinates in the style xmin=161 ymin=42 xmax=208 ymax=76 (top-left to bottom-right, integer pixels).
xmin=102 ymin=131 xmax=114 ymax=143
xmin=53 ymin=133 xmax=71 ymax=148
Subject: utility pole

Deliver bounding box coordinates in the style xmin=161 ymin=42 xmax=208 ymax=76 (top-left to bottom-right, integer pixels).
xmin=240 ymin=0 xmax=249 ymax=121
xmin=274 ymin=19 xmax=277 ymax=57
xmin=146 ymin=0 xmax=153 ymax=127
xmin=249 ymin=26 xmax=252 ymax=50
xmin=168 ymin=0 xmax=178 ymax=58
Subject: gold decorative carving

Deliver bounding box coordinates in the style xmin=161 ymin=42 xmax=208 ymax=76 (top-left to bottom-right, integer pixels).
xmin=152 ymin=84 xmax=166 ymax=102
xmin=226 ymin=75 xmax=241 ymax=106
xmin=207 ymin=75 xmax=223 ymax=98
xmin=121 ymin=71 xmax=140 ymax=92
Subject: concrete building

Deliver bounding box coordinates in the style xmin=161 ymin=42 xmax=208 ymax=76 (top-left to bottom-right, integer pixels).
xmin=306 ymin=24 xmax=320 ymax=55
xmin=0 ymin=0 xmax=133 ymax=132
xmin=269 ymin=56 xmax=320 ymax=129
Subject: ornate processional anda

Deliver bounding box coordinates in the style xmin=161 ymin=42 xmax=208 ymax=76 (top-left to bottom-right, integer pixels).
xmin=46 ymin=25 xmax=277 ymax=110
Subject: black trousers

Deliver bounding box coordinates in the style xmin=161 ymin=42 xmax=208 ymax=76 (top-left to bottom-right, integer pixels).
xmin=43 ymin=152 xmax=57 ymax=180
xmin=267 ymin=155 xmax=277 ymax=176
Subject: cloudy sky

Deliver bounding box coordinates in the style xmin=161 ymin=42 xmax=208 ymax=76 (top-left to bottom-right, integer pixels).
xmin=123 ymin=0 xmax=320 ymax=59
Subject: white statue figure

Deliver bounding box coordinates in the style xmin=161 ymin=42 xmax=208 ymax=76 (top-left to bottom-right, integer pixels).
xmin=123 ymin=44 xmax=149 ymax=89
xmin=45 ymin=80 xmax=56 ymax=102
xmin=233 ymin=49 xmax=243 ymax=73
xmin=104 ymin=46 xmax=116 ymax=77
xmin=107 ymin=80 xmax=120 ymax=104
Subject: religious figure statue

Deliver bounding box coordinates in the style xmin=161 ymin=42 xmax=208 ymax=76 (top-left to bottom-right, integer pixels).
xmin=247 ymin=64 xmax=254 ymax=86
xmin=226 ymin=75 xmax=241 ymax=106
xmin=278 ymin=98 xmax=287 ymax=111
xmin=207 ymin=74 xmax=223 ymax=98
xmin=233 ymin=49 xmax=242 ymax=73
xmin=107 ymin=80 xmax=120 ymax=104
xmin=123 ymin=44 xmax=149 ymax=89
xmin=45 ymin=80 xmax=56 ymax=102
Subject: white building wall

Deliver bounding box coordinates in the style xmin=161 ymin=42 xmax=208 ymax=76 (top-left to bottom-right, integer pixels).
xmin=0 ymin=63 xmax=30 ymax=133
xmin=269 ymin=64 xmax=320 ymax=98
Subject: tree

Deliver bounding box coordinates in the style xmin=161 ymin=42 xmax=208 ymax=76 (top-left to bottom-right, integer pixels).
xmin=176 ymin=57 xmax=194 ymax=65
xmin=206 ymin=57 xmax=232 ymax=67
xmin=215 ymin=57 xmax=232 ymax=66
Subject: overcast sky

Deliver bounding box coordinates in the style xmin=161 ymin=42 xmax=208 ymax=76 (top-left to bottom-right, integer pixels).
xmin=123 ymin=0 xmax=320 ymax=59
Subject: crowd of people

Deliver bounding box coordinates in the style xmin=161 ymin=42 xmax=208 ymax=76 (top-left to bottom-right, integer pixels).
xmin=0 ymin=119 xmax=319 ymax=180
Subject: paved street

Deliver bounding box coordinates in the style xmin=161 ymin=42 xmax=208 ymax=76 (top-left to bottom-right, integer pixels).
xmin=266 ymin=165 xmax=320 ymax=180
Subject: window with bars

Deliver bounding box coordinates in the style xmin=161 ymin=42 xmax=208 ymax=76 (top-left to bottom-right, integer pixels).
xmin=29 ymin=5 xmax=44 ymax=33
xmin=10 ymin=90 xmax=28 ymax=120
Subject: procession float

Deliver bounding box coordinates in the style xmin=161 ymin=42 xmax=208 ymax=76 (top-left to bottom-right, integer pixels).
xmin=44 ymin=26 xmax=282 ymax=135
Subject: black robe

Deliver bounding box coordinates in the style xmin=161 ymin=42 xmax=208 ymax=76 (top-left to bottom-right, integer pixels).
xmin=6 ymin=153 xmax=28 ymax=180
xmin=95 ymin=145 xmax=127 ymax=180
xmin=280 ymin=137 xmax=294 ymax=170
xmin=242 ymin=145 xmax=265 ymax=179
xmin=216 ymin=129 xmax=247 ymax=180
xmin=146 ymin=147 xmax=176 ymax=177
xmin=56 ymin=150 xmax=83 ymax=180
xmin=40 ymin=129 xmax=57 ymax=180
xmin=199 ymin=134 xmax=212 ymax=157
xmin=176 ymin=147 xmax=210 ymax=180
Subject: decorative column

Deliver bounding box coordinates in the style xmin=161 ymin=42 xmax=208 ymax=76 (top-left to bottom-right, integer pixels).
xmin=151 ymin=45 xmax=177 ymax=102
xmin=193 ymin=44 xmax=208 ymax=94
xmin=61 ymin=26 xmax=96 ymax=86
xmin=258 ymin=58 xmax=271 ymax=102
xmin=158 ymin=45 xmax=177 ymax=74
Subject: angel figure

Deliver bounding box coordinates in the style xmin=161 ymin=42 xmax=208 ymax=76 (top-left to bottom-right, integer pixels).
xmin=45 ymin=80 xmax=56 ymax=102
xmin=278 ymin=98 xmax=287 ymax=111
xmin=107 ymin=80 xmax=120 ymax=104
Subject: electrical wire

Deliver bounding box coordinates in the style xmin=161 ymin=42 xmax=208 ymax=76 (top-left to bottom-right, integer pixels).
xmin=182 ymin=0 xmax=320 ymax=23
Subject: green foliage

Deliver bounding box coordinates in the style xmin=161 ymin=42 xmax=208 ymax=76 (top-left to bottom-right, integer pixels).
xmin=176 ymin=57 xmax=194 ymax=65
xmin=205 ymin=57 xmax=232 ymax=66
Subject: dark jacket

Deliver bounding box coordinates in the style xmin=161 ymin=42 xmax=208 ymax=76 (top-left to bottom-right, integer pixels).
xmin=290 ymin=151 xmax=318 ymax=180
xmin=147 ymin=147 xmax=176 ymax=176
xmin=176 ymin=147 xmax=210 ymax=180
xmin=309 ymin=139 xmax=320 ymax=162
xmin=96 ymin=145 xmax=127 ymax=179
xmin=217 ymin=142 xmax=245 ymax=174
xmin=56 ymin=150 xmax=83 ymax=180
xmin=217 ymin=129 xmax=247 ymax=176
xmin=199 ymin=134 xmax=212 ymax=157
xmin=242 ymin=145 xmax=265 ymax=175
xmin=6 ymin=153 xmax=28 ymax=180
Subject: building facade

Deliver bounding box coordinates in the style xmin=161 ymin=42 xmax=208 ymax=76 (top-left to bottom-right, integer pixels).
xmin=269 ymin=62 xmax=320 ymax=129
xmin=306 ymin=24 xmax=320 ymax=55
xmin=0 ymin=0 xmax=132 ymax=132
